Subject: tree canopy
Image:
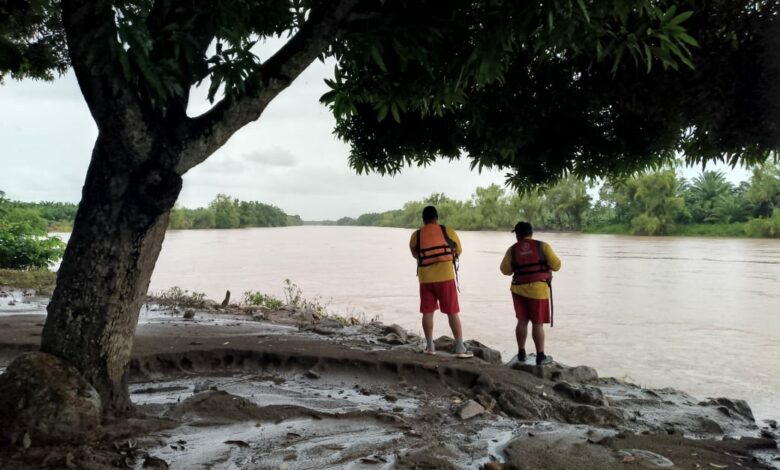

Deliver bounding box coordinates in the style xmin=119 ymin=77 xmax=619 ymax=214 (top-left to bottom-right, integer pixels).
xmin=3 ymin=0 xmax=780 ymax=415
xmin=3 ymin=1 xmax=777 ymax=188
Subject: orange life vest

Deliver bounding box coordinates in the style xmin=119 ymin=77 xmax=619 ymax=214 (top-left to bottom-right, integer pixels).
xmin=511 ymin=239 xmax=552 ymax=285
xmin=415 ymin=224 xmax=456 ymax=267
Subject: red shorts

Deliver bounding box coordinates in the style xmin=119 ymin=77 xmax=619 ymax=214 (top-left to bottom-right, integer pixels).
xmin=512 ymin=294 xmax=550 ymax=324
xmin=419 ymin=280 xmax=460 ymax=315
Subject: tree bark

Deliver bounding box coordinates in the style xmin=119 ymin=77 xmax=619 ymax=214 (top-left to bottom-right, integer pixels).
xmin=41 ymin=133 xmax=182 ymax=417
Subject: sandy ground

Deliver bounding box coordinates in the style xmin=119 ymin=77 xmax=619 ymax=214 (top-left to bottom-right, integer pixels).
xmin=0 ymin=294 xmax=778 ymax=469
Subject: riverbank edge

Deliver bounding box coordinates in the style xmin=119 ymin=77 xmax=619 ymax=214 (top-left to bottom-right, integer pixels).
xmin=1 ymin=286 xmax=778 ymax=469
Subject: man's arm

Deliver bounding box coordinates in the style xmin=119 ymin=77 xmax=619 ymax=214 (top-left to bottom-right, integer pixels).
xmin=446 ymin=227 xmax=463 ymax=257
xmin=409 ymin=231 xmax=419 ymax=259
xmin=500 ymin=247 xmax=514 ymax=275
xmin=543 ymin=243 xmax=562 ymax=271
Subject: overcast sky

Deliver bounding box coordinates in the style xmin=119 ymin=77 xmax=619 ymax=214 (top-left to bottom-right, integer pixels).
xmin=0 ymin=48 xmax=751 ymax=220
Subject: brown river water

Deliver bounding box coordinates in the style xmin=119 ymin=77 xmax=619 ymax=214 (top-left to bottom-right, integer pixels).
xmin=147 ymin=226 xmax=780 ymax=421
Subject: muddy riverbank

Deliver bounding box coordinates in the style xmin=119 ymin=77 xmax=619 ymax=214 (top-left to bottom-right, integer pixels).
xmin=0 ymin=290 xmax=778 ymax=469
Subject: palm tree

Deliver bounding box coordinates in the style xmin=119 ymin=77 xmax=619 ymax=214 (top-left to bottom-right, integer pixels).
xmin=687 ymin=170 xmax=734 ymax=223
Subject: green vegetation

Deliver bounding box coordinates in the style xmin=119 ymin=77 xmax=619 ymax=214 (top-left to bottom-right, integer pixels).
xmin=149 ymin=287 xmax=207 ymax=310
xmin=0 ymin=199 xmax=77 ymax=232
xmin=0 ymin=191 xmax=66 ymax=269
xmin=0 ymin=192 xmax=303 ymax=232
xmin=241 ymin=291 xmax=284 ymax=310
xmin=169 ymin=194 xmax=303 ymax=230
xmin=330 ymin=163 xmax=780 ymax=238
xmin=0 ymin=268 xmax=58 ymax=295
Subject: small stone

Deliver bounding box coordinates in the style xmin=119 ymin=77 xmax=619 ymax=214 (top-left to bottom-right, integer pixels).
xmin=224 ymin=440 xmax=249 ymax=448
xmin=456 ymin=400 xmax=486 ymax=420
xmin=483 ymin=462 xmax=502 ymax=470
xmin=384 ymin=392 xmax=398 ymax=402
xmin=382 ymin=324 xmax=408 ymax=341
xmin=700 ymin=418 xmax=724 ymax=434
xmin=552 ymin=382 xmax=608 ymax=406
xmin=319 ymin=318 xmax=344 ymax=329
xmin=764 ymin=419 xmax=777 ymax=429
xmin=380 ymin=333 xmax=406 ymax=345
xmin=304 ymin=370 xmax=320 ymax=379
xmin=142 ymin=456 xmax=170 ymax=469
xmin=183 ymin=309 xmax=195 ymax=319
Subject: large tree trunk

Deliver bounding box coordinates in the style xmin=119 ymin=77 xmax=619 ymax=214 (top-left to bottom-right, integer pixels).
xmin=41 ymin=133 xmax=182 ymax=416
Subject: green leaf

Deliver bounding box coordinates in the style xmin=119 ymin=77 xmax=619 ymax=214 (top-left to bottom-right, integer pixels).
xmin=644 ymin=43 xmax=652 ymax=73
xmin=377 ymin=103 xmax=389 ymax=122
xmin=370 ymin=46 xmax=387 ymax=73
xmin=576 ymin=0 xmax=590 ymax=24
xmin=390 ymin=102 xmax=401 ymax=123
xmin=669 ymin=11 xmax=694 ymax=26
xmin=677 ymin=32 xmax=700 ymax=48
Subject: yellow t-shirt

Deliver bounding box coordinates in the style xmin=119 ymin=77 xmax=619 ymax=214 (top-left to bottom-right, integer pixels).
xmin=409 ymin=225 xmax=462 ymax=283
xmin=500 ymin=238 xmax=561 ymax=299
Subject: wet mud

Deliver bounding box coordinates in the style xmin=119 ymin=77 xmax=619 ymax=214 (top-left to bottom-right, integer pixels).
xmin=0 ymin=304 xmax=777 ymax=469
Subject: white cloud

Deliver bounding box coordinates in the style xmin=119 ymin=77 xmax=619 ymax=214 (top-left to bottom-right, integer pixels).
xmin=243 ymin=148 xmax=297 ymax=167
xmin=0 ymin=43 xmax=754 ymax=220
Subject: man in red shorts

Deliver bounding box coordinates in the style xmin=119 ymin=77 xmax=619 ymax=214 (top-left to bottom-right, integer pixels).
xmin=500 ymin=221 xmax=561 ymax=365
xmin=410 ymin=206 xmax=472 ymax=358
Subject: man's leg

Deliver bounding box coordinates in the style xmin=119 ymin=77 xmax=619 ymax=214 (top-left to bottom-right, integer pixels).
xmin=516 ymin=318 xmax=529 ymax=360
xmin=448 ymin=314 xmax=471 ymax=355
xmin=439 ymin=280 xmax=469 ymax=356
xmin=531 ymin=323 xmax=545 ymax=354
xmin=532 ymin=297 xmax=551 ymax=364
xmin=447 ymin=313 xmax=463 ymax=339
xmin=422 ymin=312 xmax=435 ymax=352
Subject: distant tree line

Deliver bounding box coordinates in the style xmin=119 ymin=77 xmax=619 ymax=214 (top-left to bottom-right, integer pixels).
xmin=0 ymin=193 xmax=303 ymax=232
xmin=331 ymin=162 xmax=780 ymax=238
xmin=168 ymin=194 xmax=303 ymax=230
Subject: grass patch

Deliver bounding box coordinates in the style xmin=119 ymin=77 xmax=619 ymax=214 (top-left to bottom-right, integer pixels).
xmin=241 ymin=291 xmax=284 ymax=310
xmin=149 ymin=286 xmax=207 ymax=309
xmin=0 ymin=269 xmax=57 ymax=295
xmin=666 ymin=223 xmax=746 ymax=237
xmin=584 ymin=222 xmax=749 ymax=238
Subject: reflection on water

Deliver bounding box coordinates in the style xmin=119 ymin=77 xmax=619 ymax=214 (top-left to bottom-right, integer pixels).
xmin=149 ymin=226 xmax=780 ymax=420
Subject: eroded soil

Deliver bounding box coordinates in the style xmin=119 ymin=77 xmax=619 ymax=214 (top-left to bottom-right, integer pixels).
xmin=0 ymin=297 xmax=778 ymax=469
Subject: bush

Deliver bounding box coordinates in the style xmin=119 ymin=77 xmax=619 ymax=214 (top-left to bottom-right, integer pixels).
xmin=0 ymin=219 xmax=66 ymax=270
xmin=151 ymin=286 xmax=207 ymax=309
xmin=630 ymin=214 xmax=665 ymax=236
xmin=241 ymin=291 xmax=284 ymax=310
xmin=744 ymin=209 xmax=780 ymax=238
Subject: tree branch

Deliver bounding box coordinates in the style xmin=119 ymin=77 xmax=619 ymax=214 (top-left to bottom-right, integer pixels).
xmin=61 ymin=0 xmax=153 ymax=158
xmin=145 ymin=0 xmax=215 ymax=117
xmin=177 ymin=0 xmax=362 ymax=174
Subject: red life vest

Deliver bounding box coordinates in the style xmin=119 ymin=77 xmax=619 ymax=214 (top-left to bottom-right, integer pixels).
xmin=415 ymin=224 xmax=456 ymax=267
xmin=511 ymin=239 xmax=552 ymax=285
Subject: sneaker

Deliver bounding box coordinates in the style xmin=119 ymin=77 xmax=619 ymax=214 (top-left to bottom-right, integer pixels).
xmin=423 ymin=348 xmax=437 ymax=355
xmin=454 ymin=351 xmax=474 ymax=359
xmin=517 ymin=351 xmax=527 ymax=363
xmin=536 ymin=354 xmax=553 ymax=365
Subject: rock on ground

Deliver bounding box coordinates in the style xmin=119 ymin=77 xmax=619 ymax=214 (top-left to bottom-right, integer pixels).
xmin=456 ymin=399 xmax=486 ymax=420
xmin=434 ymin=336 xmax=503 ymax=364
xmin=0 ymin=352 xmax=101 ymax=447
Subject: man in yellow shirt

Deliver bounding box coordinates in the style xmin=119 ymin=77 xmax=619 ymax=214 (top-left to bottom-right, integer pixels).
xmin=500 ymin=221 xmax=561 ymax=365
xmin=409 ymin=206 xmax=472 ymax=358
